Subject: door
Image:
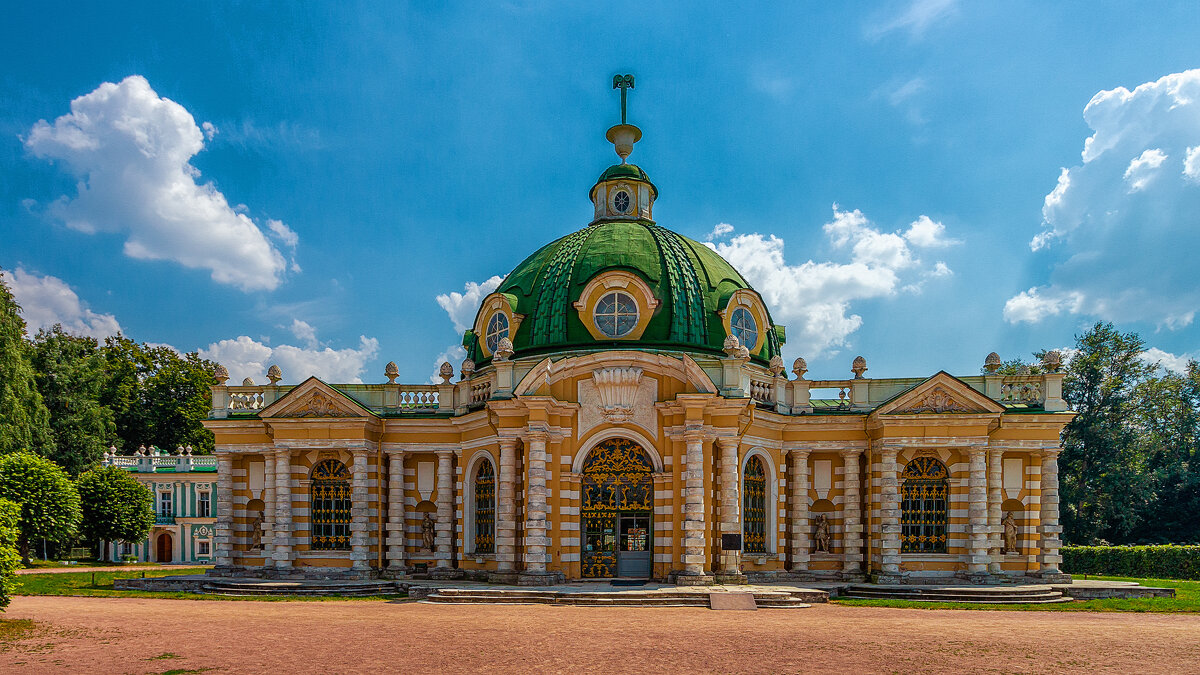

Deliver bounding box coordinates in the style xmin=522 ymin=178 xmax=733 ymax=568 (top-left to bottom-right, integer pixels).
xmin=617 ymin=514 xmax=651 ymax=578
xmin=156 ymin=533 xmax=173 ymax=563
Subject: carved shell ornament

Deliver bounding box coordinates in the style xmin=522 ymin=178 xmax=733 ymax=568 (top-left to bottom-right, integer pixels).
xmin=984 ymin=352 xmax=1003 ymax=373
xmin=494 ymin=337 xmax=514 ymax=361
xmin=384 ymin=361 xmax=399 ymax=383
xmin=439 ymin=361 xmax=455 ymax=383
xmin=723 ymin=334 xmax=741 ymax=355
xmin=592 ymin=367 xmax=643 ymax=423
xmin=900 ymin=386 xmax=970 ymax=414
xmin=213 ymin=364 xmax=229 ymax=384
xmin=792 ymin=357 xmax=808 ymax=380
xmin=267 ymin=364 xmax=283 ymax=384
xmin=769 ymin=355 xmax=786 ymax=377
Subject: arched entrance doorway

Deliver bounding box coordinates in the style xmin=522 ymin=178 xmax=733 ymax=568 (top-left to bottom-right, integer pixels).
xmin=156 ymin=532 xmax=173 ymax=563
xmin=581 ymin=438 xmax=653 ymax=578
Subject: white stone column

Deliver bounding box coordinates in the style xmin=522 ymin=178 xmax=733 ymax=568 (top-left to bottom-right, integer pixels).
xmin=522 ymin=427 xmax=550 ymax=573
xmin=680 ymin=432 xmax=711 ymax=580
xmin=214 ymin=452 xmax=235 ymax=568
xmin=878 ymin=447 xmax=902 ymax=581
xmin=787 ymin=448 xmax=811 ymax=572
xmin=272 ymin=449 xmax=293 ymax=569
xmin=715 ymin=438 xmax=741 ymax=575
xmin=967 ymin=447 xmax=990 ymax=578
xmin=840 ymin=449 xmax=862 ymax=575
xmin=386 ymin=451 xmax=406 ymax=570
xmin=263 ymin=454 xmax=275 ymax=567
xmin=1038 ymin=449 xmax=1063 ymax=576
xmin=987 ymin=448 xmax=1004 ymax=574
xmin=350 ymin=448 xmax=370 ymax=571
xmin=496 ymin=438 xmax=519 ymax=573
xmin=434 ymin=449 xmax=455 ymax=570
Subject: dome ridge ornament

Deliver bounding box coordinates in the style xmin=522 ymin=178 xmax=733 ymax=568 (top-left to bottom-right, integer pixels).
xmin=607 ymin=74 xmax=641 ymax=164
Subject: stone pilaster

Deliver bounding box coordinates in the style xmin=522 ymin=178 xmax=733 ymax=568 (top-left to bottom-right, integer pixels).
xmin=495 ymin=438 xmax=519 ymax=574
xmin=676 ymin=431 xmax=712 ymax=584
xmin=1038 ymin=449 xmax=1065 ymax=579
xmin=878 ymin=446 xmax=902 ymax=582
xmin=386 ymin=452 xmax=406 ymax=570
xmin=518 ymin=427 xmax=562 ymax=584
xmin=840 ymin=449 xmax=863 ymax=575
xmin=271 ymin=449 xmax=293 ymax=568
xmin=967 ymin=447 xmax=991 ymax=579
xmin=349 ymin=448 xmax=370 ymax=571
xmin=434 ymin=449 xmax=454 ymax=570
xmin=214 ymin=452 xmax=235 ymax=568
xmin=788 ymin=448 xmax=811 ymax=572
xmin=714 ymin=438 xmax=744 ymax=582
xmin=987 ymin=448 xmax=1004 ymax=574
xmin=263 ymin=454 xmax=275 ymax=567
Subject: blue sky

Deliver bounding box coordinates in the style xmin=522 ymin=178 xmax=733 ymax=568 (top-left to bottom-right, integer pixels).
xmin=3 ymin=1 xmax=1199 ymax=384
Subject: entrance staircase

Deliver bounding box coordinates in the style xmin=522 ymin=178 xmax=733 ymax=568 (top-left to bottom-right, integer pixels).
xmin=424 ymin=587 xmax=818 ymax=608
xmin=201 ymin=579 xmax=401 ymax=597
xmin=839 ymin=584 xmax=1072 ymax=604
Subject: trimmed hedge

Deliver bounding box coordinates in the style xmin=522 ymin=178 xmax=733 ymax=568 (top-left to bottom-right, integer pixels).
xmin=1063 ymin=545 xmax=1200 ymax=581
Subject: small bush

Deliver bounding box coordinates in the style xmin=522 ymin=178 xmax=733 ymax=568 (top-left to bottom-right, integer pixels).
xmin=1063 ymin=545 xmax=1200 ymax=580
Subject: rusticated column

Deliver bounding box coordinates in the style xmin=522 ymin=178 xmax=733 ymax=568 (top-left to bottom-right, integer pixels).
xmin=263 ymin=454 xmax=275 ymax=567
xmin=522 ymin=427 xmax=550 ymax=573
xmin=272 ymin=449 xmax=293 ymax=568
xmin=715 ymin=438 xmax=741 ymax=575
xmin=987 ymin=448 xmax=1004 ymax=574
xmin=350 ymin=448 xmax=370 ymax=570
xmin=434 ymin=449 xmax=455 ymax=569
xmin=967 ymin=447 xmax=990 ymax=578
xmin=386 ymin=452 xmax=406 ymax=570
xmin=840 ymin=449 xmax=863 ymax=575
xmin=214 ymin=452 xmax=235 ymax=568
xmin=1038 ymin=450 xmax=1063 ymax=576
xmin=878 ymin=446 xmax=902 ymax=581
xmin=681 ymin=431 xmax=712 ymax=580
xmin=496 ymin=438 xmax=519 ymax=573
xmin=788 ymin=448 xmax=811 ymax=572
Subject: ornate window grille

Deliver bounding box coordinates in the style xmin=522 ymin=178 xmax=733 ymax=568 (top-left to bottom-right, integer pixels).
xmin=310 ymin=459 xmax=351 ymax=551
xmin=900 ymin=457 xmax=949 ymax=553
xmin=473 ymin=460 xmax=495 ymax=554
xmin=743 ymin=455 xmax=767 ymax=553
xmin=581 ymin=438 xmax=654 ymax=578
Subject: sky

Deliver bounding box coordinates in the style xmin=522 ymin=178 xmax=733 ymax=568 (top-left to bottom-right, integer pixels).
xmin=2 ymin=1 xmax=1199 ymax=385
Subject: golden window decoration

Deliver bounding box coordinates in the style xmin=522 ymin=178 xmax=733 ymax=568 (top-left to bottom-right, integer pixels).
xmin=742 ymin=455 xmax=767 ymax=553
xmin=473 ymin=460 xmax=495 ymax=554
xmin=581 ymin=438 xmax=654 ymax=578
xmin=900 ymin=456 xmax=948 ymax=553
xmin=310 ymin=459 xmax=351 ymax=551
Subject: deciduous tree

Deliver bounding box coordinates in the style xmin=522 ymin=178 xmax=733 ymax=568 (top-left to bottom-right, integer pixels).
xmin=0 ymin=452 xmax=81 ymax=565
xmin=76 ymin=466 xmax=153 ymax=560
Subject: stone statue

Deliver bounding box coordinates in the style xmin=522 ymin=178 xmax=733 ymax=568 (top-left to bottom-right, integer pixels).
xmin=250 ymin=510 xmax=264 ymax=551
xmin=814 ymin=514 xmax=830 ymax=553
xmin=422 ymin=513 xmax=436 ymax=551
xmin=1002 ymin=511 xmax=1019 ymax=553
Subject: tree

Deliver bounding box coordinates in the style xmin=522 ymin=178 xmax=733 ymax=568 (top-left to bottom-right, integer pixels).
xmin=76 ymin=466 xmax=153 ymax=559
xmin=30 ymin=327 xmax=115 ymax=476
xmin=0 ymin=269 xmax=53 ymax=456
xmin=0 ymin=452 xmax=81 ymax=565
xmin=0 ymin=499 xmax=20 ymax=610
xmin=1129 ymin=360 xmax=1200 ymax=543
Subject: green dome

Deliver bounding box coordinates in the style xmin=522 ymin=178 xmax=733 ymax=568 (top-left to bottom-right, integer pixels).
xmin=590 ymin=164 xmax=658 ymax=199
xmin=465 ymin=220 xmax=783 ymax=364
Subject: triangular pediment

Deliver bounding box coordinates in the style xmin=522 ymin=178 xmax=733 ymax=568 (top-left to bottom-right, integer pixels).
xmin=259 ymin=377 xmax=375 ymax=419
xmin=872 ymin=371 xmax=1004 ymax=417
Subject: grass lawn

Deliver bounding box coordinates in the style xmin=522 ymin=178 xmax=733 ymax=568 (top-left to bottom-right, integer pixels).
xmin=832 ymin=576 xmax=1200 ymax=612
xmin=13 ymin=568 xmax=407 ymax=602
xmin=24 ymin=558 xmax=173 ymax=569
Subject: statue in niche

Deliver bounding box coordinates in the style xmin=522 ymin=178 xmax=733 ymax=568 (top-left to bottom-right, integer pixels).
xmin=1002 ymin=511 xmax=1019 ymax=554
xmin=814 ymin=514 xmax=831 ymax=553
xmin=422 ymin=513 xmax=436 ymax=551
xmin=250 ymin=510 xmax=264 ymax=551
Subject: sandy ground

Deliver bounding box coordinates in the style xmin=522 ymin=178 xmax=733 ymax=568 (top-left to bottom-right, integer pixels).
xmin=3 ymin=596 xmax=1199 ymax=674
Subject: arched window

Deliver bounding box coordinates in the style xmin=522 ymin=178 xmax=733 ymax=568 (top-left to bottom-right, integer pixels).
xmin=901 ymin=457 xmax=948 ymax=553
xmin=743 ymin=455 xmax=767 ymax=553
xmin=594 ymin=291 xmax=639 ymax=338
xmin=473 ymin=460 xmax=495 ymax=554
xmin=485 ymin=312 xmax=509 ymax=352
xmin=731 ymin=306 xmax=758 ymax=350
xmin=310 ymin=459 xmax=350 ymax=551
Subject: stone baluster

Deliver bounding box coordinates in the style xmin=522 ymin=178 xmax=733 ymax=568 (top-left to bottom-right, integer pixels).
xmin=680 ymin=431 xmax=712 ymax=583
xmin=987 ymin=448 xmax=1004 ymax=574
xmin=214 ymin=452 xmax=235 ymax=568
xmin=263 ymin=454 xmax=275 ymax=567
xmin=840 ymin=449 xmax=863 ymax=576
xmin=878 ymin=446 xmax=902 ymax=582
xmin=272 ymin=449 xmax=293 ymax=569
xmin=1038 ymin=449 xmax=1063 ymax=578
xmin=434 ymin=449 xmax=455 ymax=571
xmin=967 ymin=447 xmax=991 ymax=579
xmin=787 ymin=448 xmax=811 ymax=572
xmin=715 ymin=438 xmax=742 ymax=578
xmin=386 ymin=451 xmax=406 ymax=570
xmin=350 ymin=448 xmax=370 ymax=571
xmin=496 ymin=437 xmax=519 ymax=574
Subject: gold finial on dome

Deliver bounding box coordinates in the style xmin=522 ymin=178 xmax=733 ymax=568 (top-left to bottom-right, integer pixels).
xmin=607 ymin=74 xmax=641 ymax=163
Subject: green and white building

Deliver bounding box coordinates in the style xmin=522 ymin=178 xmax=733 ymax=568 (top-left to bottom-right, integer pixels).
xmin=102 ymin=447 xmax=218 ymax=564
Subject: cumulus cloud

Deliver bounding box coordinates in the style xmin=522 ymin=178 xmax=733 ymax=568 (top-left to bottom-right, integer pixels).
xmin=2 ymin=267 xmax=121 ymax=339
xmin=904 ymin=215 xmax=958 ymax=247
xmin=199 ymin=334 xmax=379 ymax=384
xmin=289 ymin=319 xmax=317 ymax=349
xmin=435 ymin=276 xmax=504 ymax=334
xmin=23 ymin=75 xmax=293 ymax=291
xmin=1140 ymin=347 xmax=1198 ymax=374
xmin=706 ymin=223 xmax=734 ymax=241
xmin=707 ymin=207 xmax=955 ymax=357
xmin=1011 ymin=69 xmax=1200 ymax=329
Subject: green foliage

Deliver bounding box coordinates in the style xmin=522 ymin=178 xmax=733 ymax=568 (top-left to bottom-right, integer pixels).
xmin=0 ymin=452 xmax=81 ymax=564
xmin=76 ymin=466 xmax=153 ymax=551
xmin=30 ymin=327 xmax=116 ymax=475
xmin=0 ymin=269 xmax=53 ymax=457
xmin=1063 ymin=545 xmax=1200 ymax=580
xmin=0 ymin=499 xmax=21 ymax=609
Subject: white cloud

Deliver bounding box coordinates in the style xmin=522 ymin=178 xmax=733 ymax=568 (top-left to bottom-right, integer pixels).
xmin=904 ymin=215 xmax=959 ymax=247
xmin=198 ymin=334 xmax=379 ymax=384
xmin=1139 ymin=347 xmax=1198 ymax=374
xmin=708 ymin=207 xmax=953 ymax=358
xmin=2 ymin=267 xmax=121 ymax=339
xmin=706 ymin=222 xmax=734 ymax=241
xmin=24 ymin=75 xmax=292 ymax=291
xmin=865 ymin=0 xmax=960 ymax=40
xmin=435 ymin=276 xmax=504 ymax=334
xmin=1013 ymin=69 xmax=1200 ymax=327
xmin=928 ymin=261 xmax=953 ymax=278
xmin=289 ymin=319 xmax=318 ymax=349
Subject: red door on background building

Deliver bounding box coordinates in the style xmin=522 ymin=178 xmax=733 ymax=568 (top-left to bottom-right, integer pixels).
xmin=156 ymin=533 xmax=173 ymax=563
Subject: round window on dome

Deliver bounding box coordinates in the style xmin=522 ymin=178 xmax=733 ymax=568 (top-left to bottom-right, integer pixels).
xmin=613 ymin=190 xmax=631 ymax=214
xmin=731 ymin=307 xmax=758 ymax=350
xmin=594 ymin=291 xmax=638 ymax=338
xmin=485 ymin=312 xmax=509 ymax=352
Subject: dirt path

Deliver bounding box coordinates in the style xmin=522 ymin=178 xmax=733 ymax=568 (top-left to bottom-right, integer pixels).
xmin=4 ymin=596 xmax=1198 ymax=674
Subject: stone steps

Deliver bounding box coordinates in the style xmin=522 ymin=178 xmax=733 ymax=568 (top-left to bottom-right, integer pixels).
xmin=840 ymin=584 xmax=1072 ymax=604
xmin=201 ymin=580 xmax=400 ymax=597
xmin=424 ymin=588 xmax=816 ymax=608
